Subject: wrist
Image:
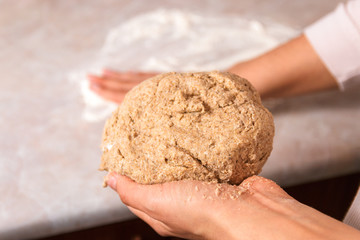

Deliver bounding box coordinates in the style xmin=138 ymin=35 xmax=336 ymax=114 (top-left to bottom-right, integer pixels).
xmin=227 ymin=59 xmax=275 ymax=99
xmin=227 ymin=34 xmax=338 ymax=99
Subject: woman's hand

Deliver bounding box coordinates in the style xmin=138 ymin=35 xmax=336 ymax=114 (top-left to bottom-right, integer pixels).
xmin=87 ymin=69 xmax=157 ymax=103
xmin=106 ymin=173 xmax=360 ymax=240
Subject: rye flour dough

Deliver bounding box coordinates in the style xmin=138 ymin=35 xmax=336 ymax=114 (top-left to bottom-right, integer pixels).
xmin=100 ymin=71 xmax=274 ymax=185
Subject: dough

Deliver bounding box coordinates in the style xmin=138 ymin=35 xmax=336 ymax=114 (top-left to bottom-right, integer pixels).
xmin=99 ymin=71 xmax=274 ymax=185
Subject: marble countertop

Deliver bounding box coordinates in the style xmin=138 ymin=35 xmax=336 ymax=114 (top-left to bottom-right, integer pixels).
xmin=1 ymin=0 xmax=359 ymax=239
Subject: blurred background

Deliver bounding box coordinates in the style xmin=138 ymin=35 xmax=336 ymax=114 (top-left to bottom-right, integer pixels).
xmin=0 ymin=0 xmax=359 ymax=239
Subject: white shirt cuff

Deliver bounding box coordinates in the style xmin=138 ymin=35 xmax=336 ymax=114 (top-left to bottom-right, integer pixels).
xmin=304 ymin=0 xmax=360 ymax=90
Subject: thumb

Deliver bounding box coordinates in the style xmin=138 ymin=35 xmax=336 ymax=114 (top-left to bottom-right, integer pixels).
xmin=105 ymin=171 xmax=120 ymax=190
xmin=105 ymin=172 xmax=163 ymax=215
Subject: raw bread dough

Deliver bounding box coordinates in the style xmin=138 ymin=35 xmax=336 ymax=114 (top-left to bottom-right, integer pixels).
xmin=99 ymin=71 xmax=274 ymax=185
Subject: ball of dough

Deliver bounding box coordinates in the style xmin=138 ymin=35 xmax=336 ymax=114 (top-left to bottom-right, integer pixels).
xmin=100 ymin=71 xmax=274 ymax=185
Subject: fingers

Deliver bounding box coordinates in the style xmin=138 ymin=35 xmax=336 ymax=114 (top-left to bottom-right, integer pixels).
xmin=87 ymin=70 xmax=158 ymax=104
xmin=107 ymin=173 xmax=166 ymax=215
xmin=88 ymin=74 xmax=138 ymax=91
xmin=128 ymin=207 xmax=171 ymax=237
xmin=241 ymin=175 xmax=292 ymax=199
xmin=102 ymin=69 xmax=133 ymax=80
xmin=88 ymin=74 xmax=129 ymax=103
xmin=240 ymin=175 xmax=300 ymax=217
xmin=102 ymin=69 xmax=158 ymax=81
xmin=102 ymin=69 xmax=143 ymax=83
xmin=89 ymin=83 xmax=125 ymax=103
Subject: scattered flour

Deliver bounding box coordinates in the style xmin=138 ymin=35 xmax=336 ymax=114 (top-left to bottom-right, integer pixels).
xmin=69 ymin=9 xmax=297 ymax=122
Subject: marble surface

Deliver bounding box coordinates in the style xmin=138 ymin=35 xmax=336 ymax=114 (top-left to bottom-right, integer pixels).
xmin=1 ymin=0 xmax=359 ymax=239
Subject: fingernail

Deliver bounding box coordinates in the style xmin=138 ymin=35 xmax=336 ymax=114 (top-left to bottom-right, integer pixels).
xmin=106 ymin=174 xmax=117 ymax=190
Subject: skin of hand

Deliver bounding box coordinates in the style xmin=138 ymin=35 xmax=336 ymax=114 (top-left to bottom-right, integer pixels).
xmin=228 ymin=34 xmax=339 ymax=98
xmin=106 ymin=173 xmax=360 ymax=240
xmin=87 ymin=70 xmax=157 ymax=103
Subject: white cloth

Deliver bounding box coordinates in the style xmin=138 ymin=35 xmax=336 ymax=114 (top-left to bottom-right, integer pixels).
xmin=305 ymin=0 xmax=360 ymax=90
xmin=305 ymin=0 xmax=360 ymax=230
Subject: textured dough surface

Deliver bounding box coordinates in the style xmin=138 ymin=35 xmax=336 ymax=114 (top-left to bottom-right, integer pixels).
xmin=100 ymin=71 xmax=274 ymax=185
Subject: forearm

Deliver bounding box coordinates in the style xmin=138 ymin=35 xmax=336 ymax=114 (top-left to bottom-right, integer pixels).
xmin=228 ymin=34 xmax=338 ymax=99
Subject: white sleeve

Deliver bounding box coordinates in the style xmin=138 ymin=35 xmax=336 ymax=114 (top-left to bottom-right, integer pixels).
xmin=343 ymin=187 xmax=360 ymax=230
xmin=304 ymin=0 xmax=360 ymax=90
